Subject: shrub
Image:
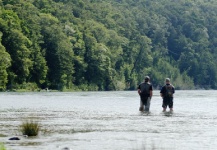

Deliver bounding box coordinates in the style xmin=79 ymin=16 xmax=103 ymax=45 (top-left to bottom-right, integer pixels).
xmin=20 ymin=121 xmax=40 ymax=136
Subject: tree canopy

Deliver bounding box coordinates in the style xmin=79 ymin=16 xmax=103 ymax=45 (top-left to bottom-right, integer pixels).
xmin=1 ymin=0 xmax=217 ymax=91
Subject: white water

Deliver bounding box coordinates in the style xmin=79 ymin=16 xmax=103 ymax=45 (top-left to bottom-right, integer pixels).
xmin=0 ymin=90 xmax=217 ymax=150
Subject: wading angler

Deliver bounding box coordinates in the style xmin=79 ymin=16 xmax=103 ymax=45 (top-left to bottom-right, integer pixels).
xmin=137 ymin=76 xmax=153 ymax=112
xmin=160 ymin=78 xmax=175 ymax=112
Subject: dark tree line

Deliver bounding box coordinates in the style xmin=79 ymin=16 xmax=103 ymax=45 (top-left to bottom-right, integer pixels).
xmin=1 ymin=0 xmax=217 ymax=91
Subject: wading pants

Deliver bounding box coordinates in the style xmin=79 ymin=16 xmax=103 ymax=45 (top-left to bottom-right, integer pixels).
xmin=140 ymin=96 xmax=151 ymax=111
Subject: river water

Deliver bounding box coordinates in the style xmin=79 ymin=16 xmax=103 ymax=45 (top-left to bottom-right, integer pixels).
xmin=0 ymin=90 xmax=217 ymax=150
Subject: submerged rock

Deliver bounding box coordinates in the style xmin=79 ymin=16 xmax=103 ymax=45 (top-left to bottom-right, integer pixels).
xmin=23 ymin=135 xmax=28 ymax=138
xmin=9 ymin=137 xmax=20 ymax=140
xmin=61 ymin=147 xmax=71 ymax=150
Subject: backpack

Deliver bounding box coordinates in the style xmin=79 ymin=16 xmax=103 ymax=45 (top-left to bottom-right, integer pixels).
xmin=140 ymin=82 xmax=151 ymax=96
xmin=165 ymin=84 xmax=173 ymax=97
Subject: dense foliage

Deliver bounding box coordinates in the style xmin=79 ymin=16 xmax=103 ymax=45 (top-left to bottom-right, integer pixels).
xmin=1 ymin=0 xmax=217 ymax=91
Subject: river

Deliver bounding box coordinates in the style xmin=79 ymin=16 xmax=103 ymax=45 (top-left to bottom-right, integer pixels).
xmin=0 ymin=90 xmax=217 ymax=150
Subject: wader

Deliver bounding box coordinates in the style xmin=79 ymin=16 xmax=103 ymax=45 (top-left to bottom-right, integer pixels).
xmin=140 ymin=96 xmax=151 ymax=111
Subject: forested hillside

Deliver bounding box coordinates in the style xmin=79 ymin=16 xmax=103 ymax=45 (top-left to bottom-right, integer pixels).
xmin=1 ymin=0 xmax=217 ymax=91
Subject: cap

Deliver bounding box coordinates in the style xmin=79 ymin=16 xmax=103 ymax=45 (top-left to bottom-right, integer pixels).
xmin=165 ymin=78 xmax=170 ymax=82
xmin=145 ymin=76 xmax=150 ymax=81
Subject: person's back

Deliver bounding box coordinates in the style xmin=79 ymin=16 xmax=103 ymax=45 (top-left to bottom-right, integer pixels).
xmin=164 ymin=84 xmax=174 ymax=98
xmin=137 ymin=76 xmax=153 ymax=112
xmin=139 ymin=82 xmax=152 ymax=97
xmin=160 ymin=78 xmax=175 ymax=112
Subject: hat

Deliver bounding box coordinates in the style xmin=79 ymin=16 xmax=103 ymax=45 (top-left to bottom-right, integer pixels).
xmin=145 ymin=76 xmax=150 ymax=81
xmin=165 ymin=78 xmax=170 ymax=82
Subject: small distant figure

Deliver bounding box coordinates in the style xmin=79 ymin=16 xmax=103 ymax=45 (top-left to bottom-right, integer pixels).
xmin=160 ymin=78 xmax=175 ymax=112
xmin=137 ymin=76 xmax=153 ymax=112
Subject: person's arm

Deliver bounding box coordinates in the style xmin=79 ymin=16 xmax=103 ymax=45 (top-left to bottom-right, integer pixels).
xmin=160 ymin=93 xmax=163 ymax=97
xmin=137 ymin=84 xmax=141 ymax=95
xmin=149 ymin=85 xmax=153 ymax=98
xmin=160 ymin=86 xmax=164 ymax=97
xmin=138 ymin=89 xmax=141 ymax=95
xmin=150 ymin=90 xmax=153 ymax=98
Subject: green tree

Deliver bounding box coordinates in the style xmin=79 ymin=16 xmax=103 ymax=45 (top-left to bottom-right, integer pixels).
xmin=0 ymin=10 xmax=33 ymax=86
xmin=9 ymin=1 xmax=48 ymax=86
xmin=40 ymin=13 xmax=74 ymax=90
xmin=0 ymin=32 xmax=11 ymax=90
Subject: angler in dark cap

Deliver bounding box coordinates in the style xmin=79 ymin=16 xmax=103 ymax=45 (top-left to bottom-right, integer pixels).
xmin=137 ymin=76 xmax=153 ymax=112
